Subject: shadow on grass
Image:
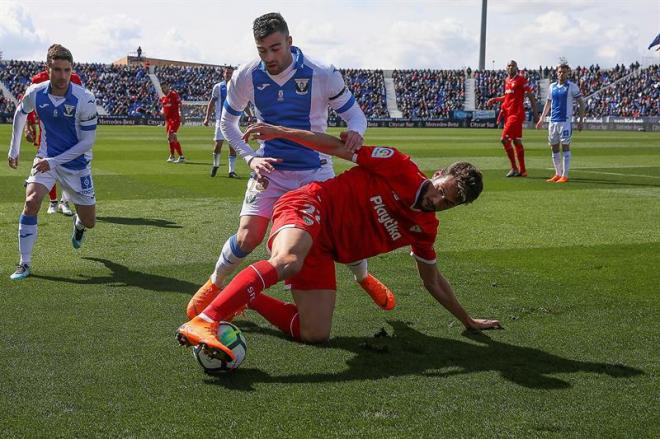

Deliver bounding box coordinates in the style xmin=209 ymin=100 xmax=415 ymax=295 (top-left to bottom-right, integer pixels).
xmin=205 ymin=320 xmax=643 ymax=391
xmin=32 ymin=257 xmax=198 ymax=294
xmin=97 ymin=216 xmax=182 ymax=228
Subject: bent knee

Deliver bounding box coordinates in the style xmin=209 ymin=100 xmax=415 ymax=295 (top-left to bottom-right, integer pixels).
xmin=235 ymin=230 xmax=263 ymax=252
xmin=270 ymin=253 xmax=304 ymax=277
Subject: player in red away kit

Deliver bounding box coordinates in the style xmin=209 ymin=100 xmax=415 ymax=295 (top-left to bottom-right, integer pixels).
xmin=176 ymin=122 xmax=501 ymax=362
xmin=487 ymin=60 xmax=538 ymax=177
xmin=160 ymin=82 xmax=185 ymax=163
xmin=27 ymin=60 xmax=82 ymax=215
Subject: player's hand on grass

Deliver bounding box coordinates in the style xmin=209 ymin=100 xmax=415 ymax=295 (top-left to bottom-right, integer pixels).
xmin=8 ymin=157 xmax=18 ymax=169
xmin=33 ymin=158 xmax=50 ymax=173
xmin=203 ymin=118 xmax=209 ymax=127
xmin=340 ymin=130 xmax=363 ymax=152
xmin=249 ymin=156 xmax=281 ymax=178
xmin=467 ymin=318 xmax=502 ymax=331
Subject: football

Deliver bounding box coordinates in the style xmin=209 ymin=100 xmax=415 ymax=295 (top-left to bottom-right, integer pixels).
xmin=193 ymin=321 xmax=247 ymax=373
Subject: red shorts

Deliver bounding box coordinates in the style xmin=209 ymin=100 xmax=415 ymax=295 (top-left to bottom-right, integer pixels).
xmin=268 ymin=187 xmax=336 ymax=291
xmin=165 ymin=118 xmax=180 ymax=135
xmin=501 ymin=114 xmax=523 ymax=140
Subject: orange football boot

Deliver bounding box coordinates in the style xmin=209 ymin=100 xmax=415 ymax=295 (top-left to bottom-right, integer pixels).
xmin=359 ymin=274 xmax=396 ymax=310
xmin=187 ymin=279 xmax=222 ymax=319
xmin=556 ymin=176 xmax=569 ymax=183
xmin=176 ymin=316 xmax=236 ymax=362
xmin=546 ymin=175 xmax=561 ymax=182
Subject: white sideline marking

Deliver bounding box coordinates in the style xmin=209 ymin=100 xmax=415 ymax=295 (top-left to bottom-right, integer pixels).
xmin=572 ymin=169 xmax=660 ymax=179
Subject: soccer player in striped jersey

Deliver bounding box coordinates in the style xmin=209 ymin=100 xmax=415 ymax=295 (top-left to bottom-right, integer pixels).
xmin=203 ymin=66 xmax=238 ymax=177
xmin=7 ymin=44 xmax=98 ymax=280
xmin=187 ymin=12 xmax=394 ymax=321
xmin=536 ymin=63 xmax=585 ymax=183
xmin=27 ymin=49 xmax=83 ymax=216
xmin=177 ymin=123 xmax=500 ymax=359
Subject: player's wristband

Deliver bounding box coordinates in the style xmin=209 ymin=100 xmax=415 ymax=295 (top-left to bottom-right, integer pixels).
xmin=245 ymin=155 xmax=255 ymax=166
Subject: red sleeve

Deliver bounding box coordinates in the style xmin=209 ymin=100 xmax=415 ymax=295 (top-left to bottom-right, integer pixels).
xmin=71 ymin=72 xmax=82 ymax=85
xmin=31 ymin=71 xmax=48 ymax=84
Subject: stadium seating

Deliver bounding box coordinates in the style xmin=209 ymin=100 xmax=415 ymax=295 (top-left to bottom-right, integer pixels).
xmin=393 ymin=69 xmax=465 ymax=118
xmin=0 ymin=59 xmax=657 ymax=119
xmin=154 ymin=65 xmax=220 ymax=101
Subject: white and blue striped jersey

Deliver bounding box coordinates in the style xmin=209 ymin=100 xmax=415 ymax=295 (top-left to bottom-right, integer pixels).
xmin=547 ymin=81 xmax=582 ymax=122
xmin=16 ymin=81 xmax=97 ymax=169
xmin=222 ymin=46 xmax=363 ymax=171
xmin=211 ymin=80 xmax=228 ymax=121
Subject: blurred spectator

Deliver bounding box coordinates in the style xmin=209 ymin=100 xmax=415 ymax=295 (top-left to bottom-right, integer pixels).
xmin=393 ymin=69 xmax=465 ymax=119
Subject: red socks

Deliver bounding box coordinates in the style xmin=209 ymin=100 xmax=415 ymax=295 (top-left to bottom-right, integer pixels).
xmin=48 ymin=186 xmax=57 ymax=202
xmin=249 ymin=293 xmax=301 ymax=340
xmin=502 ymin=139 xmax=517 ymax=170
xmin=168 ymin=141 xmax=183 ymax=156
xmin=514 ymin=143 xmax=526 ymax=174
xmin=174 ymin=141 xmax=183 ymax=156
xmin=202 ymin=260 xmax=278 ymax=322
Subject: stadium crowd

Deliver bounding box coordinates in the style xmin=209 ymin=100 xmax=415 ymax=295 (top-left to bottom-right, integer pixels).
xmin=0 ymin=60 xmax=657 ymax=120
xmin=393 ymin=69 xmax=465 ymax=118
xmin=76 ymin=63 xmax=158 ymax=116
xmin=583 ymin=64 xmax=659 ymax=117
xmin=154 ymin=65 xmax=220 ymax=101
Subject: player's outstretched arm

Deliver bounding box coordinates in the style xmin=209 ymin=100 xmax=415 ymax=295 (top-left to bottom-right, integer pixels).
xmin=486 ymin=96 xmax=505 ymax=107
xmin=415 ymin=260 xmax=501 ymax=331
xmin=243 ymin=122 xmax=354 ymax=161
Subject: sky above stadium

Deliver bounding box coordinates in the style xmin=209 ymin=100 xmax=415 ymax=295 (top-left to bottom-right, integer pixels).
xmin=1 ymin=0 xmax=659 ymax=69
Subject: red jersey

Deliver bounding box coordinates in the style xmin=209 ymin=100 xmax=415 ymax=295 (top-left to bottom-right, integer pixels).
xmin=160 ymin=90 xmax=181 ymax=120
xmin=502 ymin=74 xmax=531 ymax=116
xmin=31 ymin=70 xmax=83 ymax=85
xmin=315 ymin=146 xmax=439 ymax=264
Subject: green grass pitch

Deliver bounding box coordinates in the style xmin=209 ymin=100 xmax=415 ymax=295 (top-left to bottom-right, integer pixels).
xmin=0 ymin=124 xmax=658 ymax=437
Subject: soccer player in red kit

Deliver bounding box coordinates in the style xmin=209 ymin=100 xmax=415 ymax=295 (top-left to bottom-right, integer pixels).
xmin=487 ymin=60 xmax=538 ymax=177
xmin=176 ymin=123 xmax=501 ymax=361
xmin=26 ymin=59 xmax=82 ymax=215
xmin=160 ymin=82 xmax=185 ymax=163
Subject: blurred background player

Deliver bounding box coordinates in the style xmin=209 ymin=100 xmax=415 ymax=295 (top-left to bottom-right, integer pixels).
xmin=177 ymin=123 xmax=500 ymax=358
xmin=27 ymin=46 xmax=83 ymax=215
xmin=203 ymin=66 xmax=238 ymax=177
xmin=7 ymin=44 xmax=98 ymax=280
xmin=486 ymin=60 xmax=538 ymax=177
xmin=160 ymin=81 xmax=185 ymax=163
xmin=536 ymin=63 xmax=585 ymax=183
xmin=188 ymin=12 xmax=394 ymax=321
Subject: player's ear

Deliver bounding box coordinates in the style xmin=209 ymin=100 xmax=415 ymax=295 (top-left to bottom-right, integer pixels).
xmin=287 ymin=35 xmax=292 ymax=47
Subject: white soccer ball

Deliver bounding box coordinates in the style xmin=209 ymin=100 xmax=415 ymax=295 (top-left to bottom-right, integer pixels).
xmin=193 ymin=321 xmax=247 ymax=373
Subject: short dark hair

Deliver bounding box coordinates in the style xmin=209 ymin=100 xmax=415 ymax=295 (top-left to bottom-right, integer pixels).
xmin=443 ymin=162 xmax=483 ymax=204
xmin=253 ymin=12 xmax=289 ymax=40
xmin=46 ymin=44 xmax=73 ymax=66
xmin=557 ymin=62 xmax=570 ymax=71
